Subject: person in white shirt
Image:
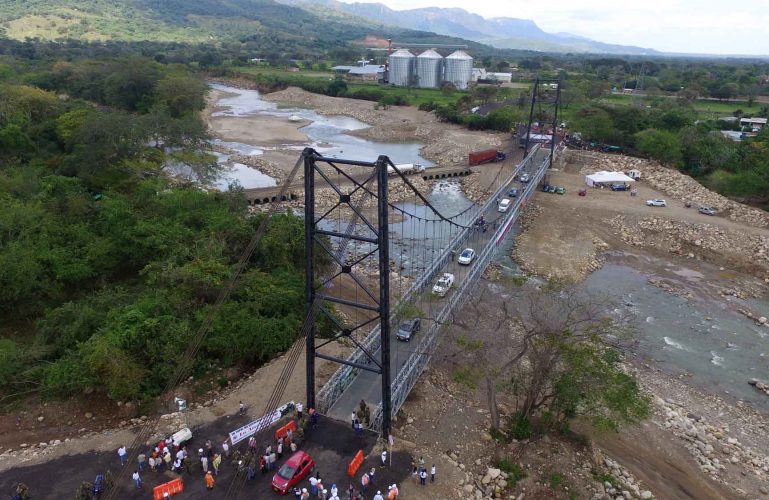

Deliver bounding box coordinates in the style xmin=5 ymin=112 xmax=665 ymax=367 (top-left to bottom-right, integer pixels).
xmin=296 ymin=401 xmax=304 ymax=419
xmin=132 ymin=470 xmax=142 ymax=489
xmin=118 ymin=445 xmax=127 ymax=466
xmin=381 ymin=450 xmax=387 ymax=466
xmin=373 ymin=491 xmax=384 ymax=500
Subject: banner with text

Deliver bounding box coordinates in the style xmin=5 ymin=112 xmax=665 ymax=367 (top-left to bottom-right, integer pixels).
xmin=228 ymin=401 xmax=295 ymax=445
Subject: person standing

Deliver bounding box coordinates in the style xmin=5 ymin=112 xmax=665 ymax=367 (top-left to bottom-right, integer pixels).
xmin=381 ymin=450 xmax=387 ymax=466
xmin=212 ymin=453 xmax=222 ymax=476
xmin=239 ymin=401 xmax=245 ymax=415
xmin=431 ymin=464 xmax=436 ymax=483
xmin=368 ymin=468 xmax=376 ymax=487
xmin=309 ymin=475 xmax=318 ymax=496
xmin=351 ymin=411 xmax=357 ymax=429
xmin=373 ymin=491 xmax=384 ymax=500
xmin=148 ymin=456 xmax=156 ymax=472
xmin=296 ymin=401 xmax=304 ymax=419
xmin=419 ymin=469 xmax=427 ymax=485
xmin=269 ymin=451 xmax=277 ymax=471
xmin=205 ymin=470 xmax=215 ymax=490
xmin=277 ymin=440 xmax=283 ymax=459
xmin=330 ymin=484 xmax=338 ymax=498
xmin=132 ymin=470 xmax=142 ymax=489
xmin=360 ymin=471 xmax=369 ymax=493
xmin=118 ymin=445 xmax=127 ymax=466
xmin=300 ymin=488 xmax=310 ymax=500
xmin=222 ymin=440 xmax=230 ymax=458
xmin=163 ymin=450 xmax=172 ymax=470
xmin=348 ymin=484 xmax=355 ymax=499
xmin=137 ymin=452 xmax=146 ymax=471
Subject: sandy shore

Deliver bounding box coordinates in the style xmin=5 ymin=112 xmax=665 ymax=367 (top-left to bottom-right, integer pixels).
xmin=206 ymin=88 xmax=311 ymax=146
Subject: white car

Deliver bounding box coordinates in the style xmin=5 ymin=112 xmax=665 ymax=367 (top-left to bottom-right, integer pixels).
xmin=646 ymin=199 xmax=667 ymax=207
xmin=171 ymin=427 xmax=193 ymax=447
xmin=498 ymin=198 xmax=511 ymax=212
xmin=520 ymin=173 xmax=530 ymax=183
xmin=458 ymin=248 xmax=476 ymax=265
xmin=432 ymin=272 xmax=455 ymax=297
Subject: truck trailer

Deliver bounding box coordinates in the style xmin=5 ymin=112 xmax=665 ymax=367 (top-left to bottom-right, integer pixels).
xmin=468 ymin=150 xmax=506 ymax=166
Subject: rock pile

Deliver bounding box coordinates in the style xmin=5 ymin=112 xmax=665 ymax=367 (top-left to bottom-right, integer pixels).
xmin=658 ymin=398 xmax=769 ymax=483
xmin=568 ymin=150 xmax=769 ymax=228
xmin=748 ymin=379 xmax=769 ymax=397
xmin=603 ymin=214 xmax=769 ymax=272
xmin=596 ymin=457 xmax=655 ymax=500
xmin=228 ymin=154 xmax=287 ymax=183
xmin=474 ymin=467 xmax=511 ymax=498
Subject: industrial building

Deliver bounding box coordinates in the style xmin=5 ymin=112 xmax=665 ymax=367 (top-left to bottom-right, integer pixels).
xmin=387 ymin=49 xmax=473 ymax=89
xmin=332 ymin=63 xmax=386 ymax=81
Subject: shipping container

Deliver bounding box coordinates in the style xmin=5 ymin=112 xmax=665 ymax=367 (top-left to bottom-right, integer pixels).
xmin=468 ymin=150 xmax=506 ymax=166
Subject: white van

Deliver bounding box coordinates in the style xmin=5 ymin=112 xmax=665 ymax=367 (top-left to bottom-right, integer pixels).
xmin=498 ymin=198 xmax=511 ymax=212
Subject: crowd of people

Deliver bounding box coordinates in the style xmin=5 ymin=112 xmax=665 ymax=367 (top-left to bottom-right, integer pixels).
xmin=111 ymin=402 xmax=427 ymax=499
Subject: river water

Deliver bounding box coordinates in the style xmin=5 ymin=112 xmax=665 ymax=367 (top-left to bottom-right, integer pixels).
xmin=210 ymin=84 xmax=769 ymax=413
xmin=209 ymin=84 xmax=434 ymax=189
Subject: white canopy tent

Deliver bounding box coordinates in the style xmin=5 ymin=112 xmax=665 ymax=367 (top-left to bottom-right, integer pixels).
xmin=585 ymin=171 xmax=636 ymax=187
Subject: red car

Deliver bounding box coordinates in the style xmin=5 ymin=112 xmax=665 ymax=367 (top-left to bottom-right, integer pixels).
xmin=272 ymin=450 xmax=315 ymax=494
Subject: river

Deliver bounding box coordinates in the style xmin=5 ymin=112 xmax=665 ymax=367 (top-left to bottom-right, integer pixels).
xmin=209 ymin=84 xmax=434 ymax=189
xmin=209 ymin=83 xmax=769 ymax=414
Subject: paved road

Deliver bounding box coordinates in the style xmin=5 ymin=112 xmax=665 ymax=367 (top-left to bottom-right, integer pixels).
xmin=0 ymin=416 xmax=409 ymax=499
xmin=327 ymin=148 xmax=549 ymax=420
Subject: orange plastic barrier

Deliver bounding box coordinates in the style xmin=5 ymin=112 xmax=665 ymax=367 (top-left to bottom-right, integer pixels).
xmin=347 ymin=450 xmax=364 ymax=477
xmin=153 ymin=478 xmax=184 ymax=499
xmin=275 ymin=420 xmax=297 ymax=440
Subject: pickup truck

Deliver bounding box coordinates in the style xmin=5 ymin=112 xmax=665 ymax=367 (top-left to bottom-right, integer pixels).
xmin=432 ymin=272 xmax=455 ymax=297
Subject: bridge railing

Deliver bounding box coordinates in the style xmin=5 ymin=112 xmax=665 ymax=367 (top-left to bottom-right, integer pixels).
xmin=370 ymin=147 xmax=554 ymax=431
xmin=318 ymin=145 xmax=556 ymax=424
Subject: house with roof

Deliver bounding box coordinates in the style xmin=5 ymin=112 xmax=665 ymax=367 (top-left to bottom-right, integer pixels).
xmin=740 ymin=117 xmax=767 ymax=132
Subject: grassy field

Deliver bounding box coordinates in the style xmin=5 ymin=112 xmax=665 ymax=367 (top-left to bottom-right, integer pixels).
xmin=231 ymin=65 xmax=469 ymax=107
xmin=347 ymin=82 xmax=468 ymax=107
xmin=234 ymin=65 xmax=336 ymax=79
xmin=598 ymin=93 xmax=763 ymax=119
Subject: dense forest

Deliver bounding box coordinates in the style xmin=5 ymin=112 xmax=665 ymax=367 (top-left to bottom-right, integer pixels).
xmin=0 ymin=49 xmax=319 ymax=404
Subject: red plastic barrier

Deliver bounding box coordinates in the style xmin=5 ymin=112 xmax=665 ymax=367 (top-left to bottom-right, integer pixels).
xmin=153 ymin=478 xmax=184 ymax=499
xmin=347 ymin=450 xmax=364 ymax=477
xmin=275 ymin=419 xmax=297 ymax=440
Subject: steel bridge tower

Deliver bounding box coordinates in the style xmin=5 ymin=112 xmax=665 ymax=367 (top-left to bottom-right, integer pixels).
xmin=523 ymin=78 xmax=562 ymax=169
xmin=302 ymin=148 xmax=394 ymax=438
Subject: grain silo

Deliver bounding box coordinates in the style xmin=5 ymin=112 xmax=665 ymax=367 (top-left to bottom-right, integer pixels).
xmin=444 ymin=50 xmax=473 ymax=90
xmin=388 ymin=49 xmax=415 ymax=87
xmin=415 ymin=49 xmax=443 ymax=89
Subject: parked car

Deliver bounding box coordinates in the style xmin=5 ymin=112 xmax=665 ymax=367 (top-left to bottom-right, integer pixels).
xmin=508 ymin=187 xmax=519 ymax=197
xmin=520 ymin=173 xmax=530 ymax=183
xmin=555 ymin=187 xmax=566 ymax=195
xmin=610 ymin=183 xmax=629 ymax=191
xmin=646 ymin=199 xmax=667 ymax=207
xmin=273 ymin=451 xmax=315 ymax=494
xmin=541 ymin=183 xmax=552 ymax=193
xmin=458 ymin=248 xmax=476 ymax=265
xmin=498 ymin=198 xmax=511 ymax=212
xmin=546 ymin=185 xmax=557 ymax=193
xmin=396 ymin=318 xmax=421 ymax=342
xmin=171 ymin=427 xmax=192 ymax=447
xmin=432 ymin=273 xmax=455 ymax=297
xmin=698 ymin=206 xmax=716 ymax=216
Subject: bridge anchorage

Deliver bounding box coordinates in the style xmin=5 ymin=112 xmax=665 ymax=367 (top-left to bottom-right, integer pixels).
xmin=307 ymin=80 xmax=562 ymax=437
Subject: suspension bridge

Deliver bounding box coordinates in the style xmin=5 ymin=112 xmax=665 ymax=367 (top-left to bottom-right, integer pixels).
xmin=88 ymin=79 xmax=563 ymax=499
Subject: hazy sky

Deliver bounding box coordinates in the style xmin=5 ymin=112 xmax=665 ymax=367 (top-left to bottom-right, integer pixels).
xmin=339 ymin=0 xmax=769 ymax=55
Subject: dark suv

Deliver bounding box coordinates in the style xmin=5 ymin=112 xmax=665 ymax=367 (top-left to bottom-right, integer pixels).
xmin=396 ymin=318 xmax=421 ymax=342
xmin=610 ymin=184 xmax=629 ymax=191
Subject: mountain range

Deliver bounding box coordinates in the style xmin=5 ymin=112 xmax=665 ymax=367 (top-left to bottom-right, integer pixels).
xmin=276 ymin=0 xmax=660 ymax=55
xmin=0 ymin=0 xmax=658 ymax=55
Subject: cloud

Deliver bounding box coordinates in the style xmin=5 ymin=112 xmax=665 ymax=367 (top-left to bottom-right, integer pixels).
xmin=339 ymin=0 xmax=769 ymax=54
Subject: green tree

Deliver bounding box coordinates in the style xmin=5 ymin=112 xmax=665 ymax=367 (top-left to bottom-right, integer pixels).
xmin=571 ymin=107 xmax=614 ymax=143
xmin=154 ymin=76 xmax=209 ymax=118
xmin=634 ymin=129 xmax=682 ymax=166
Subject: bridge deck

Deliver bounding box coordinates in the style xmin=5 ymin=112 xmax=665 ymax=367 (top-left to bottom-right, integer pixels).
xmin=324 ymin=148 xmax=553 ymax=423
